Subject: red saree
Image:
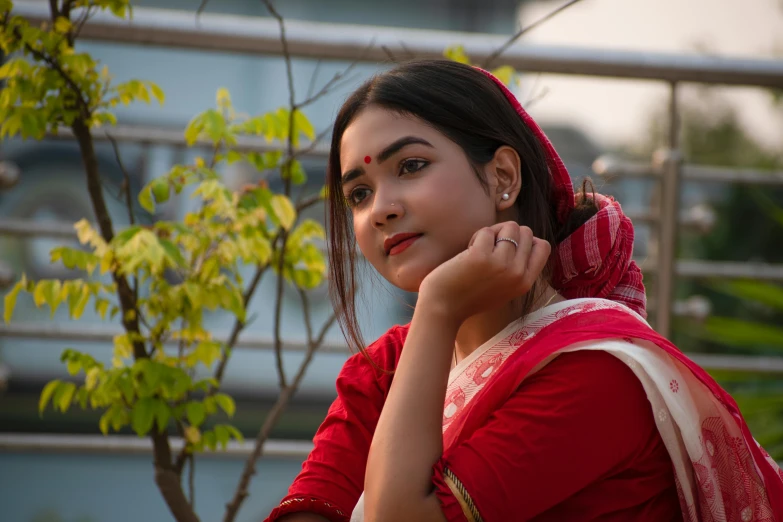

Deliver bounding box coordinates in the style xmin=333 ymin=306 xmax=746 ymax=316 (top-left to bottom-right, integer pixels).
xmin=265 ymin=299 xmax=783 ymax=522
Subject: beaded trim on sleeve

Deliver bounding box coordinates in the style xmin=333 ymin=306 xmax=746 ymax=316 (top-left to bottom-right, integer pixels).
xmin=277 ymin=497 xmax=346 ymax=519
xmin=444 ymin=468 xmax=483 ymax=522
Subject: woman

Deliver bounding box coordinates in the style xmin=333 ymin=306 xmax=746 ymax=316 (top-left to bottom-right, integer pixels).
xmin=265 ymin=60 xmax=783 ymax=522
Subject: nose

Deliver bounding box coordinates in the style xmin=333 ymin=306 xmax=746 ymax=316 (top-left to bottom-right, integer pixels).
xmin=371 ymin=191 xmax=403 ymax=228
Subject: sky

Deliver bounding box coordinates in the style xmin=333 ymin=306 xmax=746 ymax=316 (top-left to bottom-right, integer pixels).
xmin=515 ymin=0 xmax=783 ymax=151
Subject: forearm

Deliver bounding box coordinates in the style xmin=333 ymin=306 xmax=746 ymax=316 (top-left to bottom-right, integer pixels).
xmin=364 ymin=298 xmax=458 ymax=521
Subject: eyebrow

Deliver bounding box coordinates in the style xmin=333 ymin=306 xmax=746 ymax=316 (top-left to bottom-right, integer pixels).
xmin=340 ymin=136 xmax=434 ymax=185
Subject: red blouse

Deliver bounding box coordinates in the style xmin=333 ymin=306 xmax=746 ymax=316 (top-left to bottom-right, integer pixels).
xmin=265 ymin=325 xmax=682 ymax=522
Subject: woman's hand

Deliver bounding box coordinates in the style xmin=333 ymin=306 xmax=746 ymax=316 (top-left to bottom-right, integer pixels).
xmin=419 ymin=221 xmax=551 ymax=326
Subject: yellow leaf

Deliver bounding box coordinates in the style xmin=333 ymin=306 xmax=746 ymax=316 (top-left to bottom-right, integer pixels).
xmin=39 ymin=380 xmax=61 ymax=415
xmin=3 ymin=278 xmax=26 ymax=324
xmin=216 ymin=87 xmax=231 ymax=109
xmin=443 ymin=45 xmax=471 ymax=65
xmin=148 ymin=82 xmax=165 ymax=105
xmin=271 ymin=195 xmax=296 ymax=231
xmin=85 ymin=367 xmax=100 ymax=391
xmin=490 ymin=65 xmax=516 ymax=87
xmin=54 ymin=17 xmax=72 ymax=34
xmin=184 ymin=425 xmax=201 ymax=444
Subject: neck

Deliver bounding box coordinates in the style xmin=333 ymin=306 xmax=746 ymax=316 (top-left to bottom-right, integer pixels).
xmin=453 ymin=285 xmax=561 ymax=363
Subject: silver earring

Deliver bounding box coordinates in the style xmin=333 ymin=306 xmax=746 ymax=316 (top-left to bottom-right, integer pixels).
xmin=502 ymin=193 xmax=510 ymax=200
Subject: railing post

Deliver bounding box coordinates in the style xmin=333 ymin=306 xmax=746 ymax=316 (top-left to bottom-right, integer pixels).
xmin=654 ymin=82 xmax=683 ymax=338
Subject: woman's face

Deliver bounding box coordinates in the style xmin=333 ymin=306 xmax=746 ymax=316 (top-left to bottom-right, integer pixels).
xmin=339 ymin=106 xmax=499 ymax=292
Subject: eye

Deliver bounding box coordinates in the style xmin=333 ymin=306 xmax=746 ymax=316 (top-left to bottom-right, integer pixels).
xmin=399 ymin=159 xmax=428 ymax=175
xmin=346 ymin=187 xmax=371 ymax=207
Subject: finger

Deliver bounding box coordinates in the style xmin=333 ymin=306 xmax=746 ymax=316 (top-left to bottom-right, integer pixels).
xmin=471 ymin=227 xmax=496 ymax=253
xmin=511 ymin=226 xmax=534 ymax=267
xmin=492 ymin=222 xmax=522 ymax=260
xmin=521 ymin=237 xmax=552 ymax=288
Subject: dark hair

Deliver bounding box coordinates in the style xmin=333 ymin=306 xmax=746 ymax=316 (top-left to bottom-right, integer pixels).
xmin=326 ymin=59 xmax=597 ymax=355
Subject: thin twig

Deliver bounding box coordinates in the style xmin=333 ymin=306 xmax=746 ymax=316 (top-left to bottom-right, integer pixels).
xmin=292 ymin=125 xmax=330 ymax=160
xmin=223 ymin=295 xmax=334 ymax=522
xmin=211 ymin=263 xmax=269 ymax=388
xmin=306 ymin=60 xmax=322 ymax=100
xmin=295 ymin=193 xmax=323 ymax=213
xmin=188 ymin=453 xmax=196 ymax=510
xmin=196 ymin=0 xmax=210 ymax=17
xmin=106 ymin=133 xmax=136 ymax=226
xmin=271 ymin=260 xmax=288 ymax=389
xmin=381 ymin=45 xmax=399 ymax=63
xmin=481 ymin=0 xmax=585 ymax=70
xmin=295 ymin=40 xmax=375 ymax=111
xmin=263 ymin=0 xmax=295 ymax=118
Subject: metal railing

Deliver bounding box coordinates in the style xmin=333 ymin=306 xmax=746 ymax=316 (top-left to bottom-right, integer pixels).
xmin=0 ymin=3 xmax=781 ymax=422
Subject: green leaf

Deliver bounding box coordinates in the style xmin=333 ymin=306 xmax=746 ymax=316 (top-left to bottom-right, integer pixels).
xmin=203 ymin=429 xmax=217 ymax=451
xmin=99 ymin=409 xmax=112 ymax=435
xmin=186 ymin=401 xmax=206 ymax=427
xmin=709 ymin=280 xmax=783 ymax=312
xmin=289 ymin=160 xmax=307 ymax=185
xmin=55 ymin=382 xmax=77 ymax=413
xmin=131 ymin=398 xmax=157 ymax=436
xmin=214 ymin=424 xmax=230 ymax=449
xmin=154 ymin=401 xmax=170 ymax=433
xmin=150 ymin=178 xmax=170 ymax=205
xmin=159 ymin=239 xmax=185 ymax=268
xmin=214 ymin=393 xmax=236 ymax=418
xmin=226 ymin=424 xmax=244 ymax=443
xmin=66 ymin=359 xmax=82 ymax=376
xmin=138 ymin=186 xmax=155 ymax=213
xmin=702 ymin=316 xmax=783 ymax=350
xmin=39 ymin=380 xmax=62 ymax=415
xmin=3 ymin=277 xmax=26 ymax=324
xmin=113 ymin=226 xmax=143 ymax=246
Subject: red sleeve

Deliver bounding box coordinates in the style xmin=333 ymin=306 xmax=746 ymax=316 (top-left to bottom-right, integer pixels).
xmin=432 ymin=350 xmax=663 ymax=522
xmin=265 ymin=326 xmax=406 ymax=522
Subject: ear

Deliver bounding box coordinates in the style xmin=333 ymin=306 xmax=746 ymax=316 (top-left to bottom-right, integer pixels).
xmin=488 ymin=145 xmax=522 ymax=211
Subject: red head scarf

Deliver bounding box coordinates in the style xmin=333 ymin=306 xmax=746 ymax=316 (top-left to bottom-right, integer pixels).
xmin=476 ymin=68 xmax=648 ymax=318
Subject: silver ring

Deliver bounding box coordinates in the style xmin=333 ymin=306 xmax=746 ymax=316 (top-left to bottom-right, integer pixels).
xmin=495 ymin=237 xmax=518 ymax=248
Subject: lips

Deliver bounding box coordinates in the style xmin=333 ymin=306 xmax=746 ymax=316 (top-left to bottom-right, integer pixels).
xmin=384 ymin=233 xmax=423 ymax=256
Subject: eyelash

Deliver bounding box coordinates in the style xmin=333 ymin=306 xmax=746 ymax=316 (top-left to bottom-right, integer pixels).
xmin=345 ymin=158 xmax=429 ymax=207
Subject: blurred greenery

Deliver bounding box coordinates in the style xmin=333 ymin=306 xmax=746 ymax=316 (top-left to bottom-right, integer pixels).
xmin=632 ymin=88 xmax=783 ymax=458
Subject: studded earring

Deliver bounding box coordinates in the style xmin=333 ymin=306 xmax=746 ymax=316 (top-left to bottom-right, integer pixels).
xmin=502 ymin=193 xmax=510 ymax=200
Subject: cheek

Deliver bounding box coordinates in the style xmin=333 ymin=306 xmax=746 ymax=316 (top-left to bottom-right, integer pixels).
xmin=352 ymin=212 xmax=377 ymax=258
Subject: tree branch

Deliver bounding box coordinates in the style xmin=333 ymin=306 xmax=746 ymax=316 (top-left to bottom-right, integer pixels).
xmin=106 ymin=133 xmax=136 ymax=226
xmin=188 ymin=453 xmax=196 ymax=511
xmin=31 ymin=7 xmax=196 ymax=520
xmin=271 ymin=257 xmax=288 ymax=389
xmin=211 ymin=262 xmax=270 ymax=390
xmin=481 ymin=0 xmax=585 ymax=70
xmin=223 ymin=291 xmax=334 ymax=522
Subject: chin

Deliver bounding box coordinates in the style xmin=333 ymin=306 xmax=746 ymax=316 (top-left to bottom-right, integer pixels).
xmin=388 ymin=264 xmax=434 ymax=293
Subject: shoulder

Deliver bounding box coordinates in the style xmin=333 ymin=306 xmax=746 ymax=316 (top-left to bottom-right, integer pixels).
xmin=515 ymin=349 xmax=657 ymax=440
xmin=525 ymin=349 xmax=646 ymax=405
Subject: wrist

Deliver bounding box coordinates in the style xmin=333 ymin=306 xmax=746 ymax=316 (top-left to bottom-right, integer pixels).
xmin=414 ymin=291 xmax=463 ymax=334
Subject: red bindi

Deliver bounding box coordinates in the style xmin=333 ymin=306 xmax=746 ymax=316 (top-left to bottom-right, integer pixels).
xmin=364 ymin=156 xmax=371 ymax=164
